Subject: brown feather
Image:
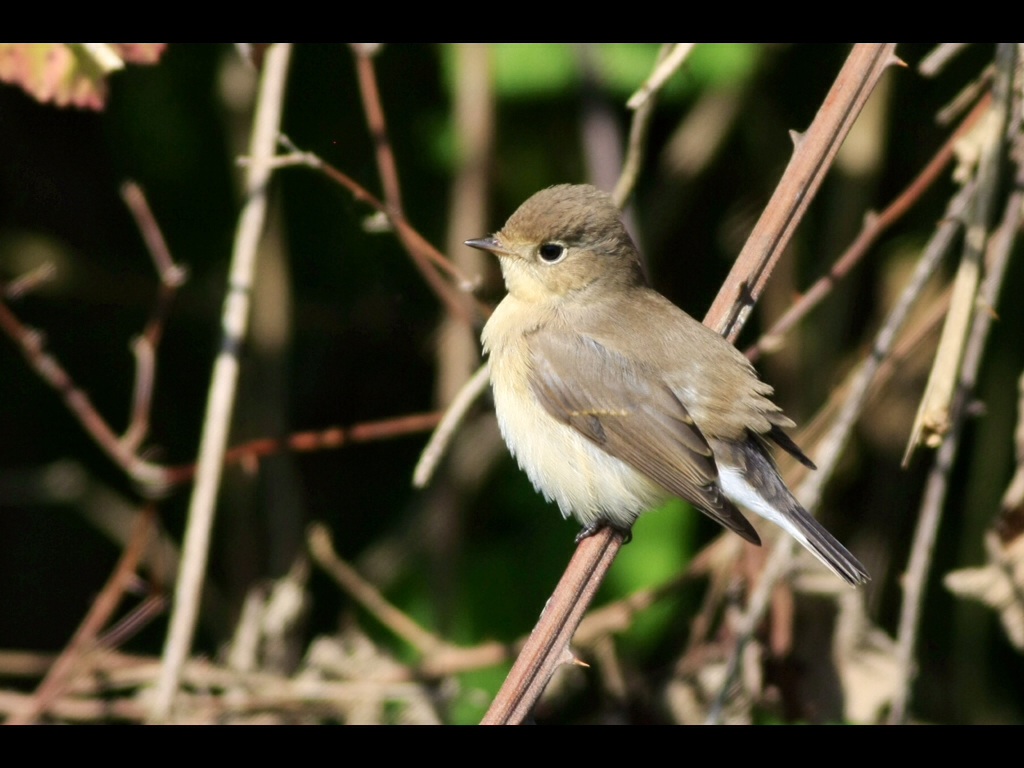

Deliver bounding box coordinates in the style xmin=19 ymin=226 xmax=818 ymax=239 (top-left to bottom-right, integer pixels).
xmin=530 ymin=327 xmax=761 ymax=544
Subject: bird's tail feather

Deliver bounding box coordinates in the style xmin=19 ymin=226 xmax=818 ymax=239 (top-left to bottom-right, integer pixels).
xmin=776 ymin=501 xmax=870 ymax=586
xmin=714 ymin=439 xmax=869 ymax=587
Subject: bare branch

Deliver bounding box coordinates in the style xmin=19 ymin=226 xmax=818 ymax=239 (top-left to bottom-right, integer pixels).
xmin=0 ymin=297 xmax=166 ymax=491
xmin=748 ymin=92 xmax=991 ymax=363
xmin=626 ymin=43 xmax=695 ymax=110
xmin=918 ymin=44 xmax=970 ymax=78
xmin=2 ymin=262 xmax=56 ymax=299
xmin=308 ymin=524 xmax=447 ymax=655
xmin=413 ymin=363 xmax=490 ymax=488
xmin=6 ymin=507 xmax=155 ymax=725
xmin=119 ymin=180 xmax=186 ymax=287
xmin=351 ymin=44 xmax=404 ymax=218
xmin=166 ymin=411 xmax=443 ymax=487
xmin=152 ymin=42 xmax=293 ymax=721
xmin=119 ymin=180 xmax=188 ymax=453
xmin=709 ymin=44 xmax=901 ymax=343
xmin=613 ymin=43 xmax=680 ymax=208
xmin=273 ymin=135 xmax=485 ymax=323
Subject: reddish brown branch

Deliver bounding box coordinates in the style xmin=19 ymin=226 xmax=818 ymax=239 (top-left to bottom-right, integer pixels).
xmin=747 ymin=91 xmax=992 ymax=363
xmin=481 ymin=530 xmax=625 ymax=724
xmin=162 ymin=411 xmax=443 ymax=486
xmin=120 ymin=181 xmax=189 ymax=453
xmin=351 ymin=45 xmax=404 ymax=218
xmin=274 ymin=135 xmax=485 ymax=325
xmin=0 ymin=297 xmax=165 ymax=490
xmin=0 ymin=272 xmax=441 ymax=490
xmin=0 ymin=184 xmax=191 ymax=489
xmin=120 ymin=181 xmax=186 ymax=288
xmin=710 ymin=44 xmax=901 ymax=343
xmin=278 ymin=45 xmax=484 ymax=328
xmin=5 ymin=507 xmax=156 ymax=725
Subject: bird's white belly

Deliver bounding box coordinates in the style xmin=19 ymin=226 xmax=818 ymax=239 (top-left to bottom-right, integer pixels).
xmin=489 ymin=353 xmax=667 ymax=529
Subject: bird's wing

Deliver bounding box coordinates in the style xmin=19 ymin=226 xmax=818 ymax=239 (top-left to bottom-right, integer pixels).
xmin=529 ymin=329 xmax=760 ymax=544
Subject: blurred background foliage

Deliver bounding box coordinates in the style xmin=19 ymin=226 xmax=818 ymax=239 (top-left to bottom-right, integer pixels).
xmin=0 ymin=43 xmax=1022 ymax=724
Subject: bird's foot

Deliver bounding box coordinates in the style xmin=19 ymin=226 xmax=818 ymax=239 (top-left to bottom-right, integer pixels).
xmin=575 ymin=522 xmax=633 ymax=545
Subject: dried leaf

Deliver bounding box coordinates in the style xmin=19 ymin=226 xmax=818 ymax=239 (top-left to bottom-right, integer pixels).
xmin=0 ymin=43 xmax=166 ymax=110
xmin=945 ymin=531 xmax=1024 ymax=651
xmin=834 ymin=592 xmax=899 ymax=723
xmin=787 ymin=570 xmax=898 ymax=723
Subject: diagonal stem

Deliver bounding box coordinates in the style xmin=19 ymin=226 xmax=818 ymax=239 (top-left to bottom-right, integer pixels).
xmin=150 ymin=43 xmax=293 ymax=722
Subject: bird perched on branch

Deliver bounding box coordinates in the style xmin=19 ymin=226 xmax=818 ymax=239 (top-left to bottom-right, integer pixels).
xmin=467 ymin=184 xmax=868 ymax=586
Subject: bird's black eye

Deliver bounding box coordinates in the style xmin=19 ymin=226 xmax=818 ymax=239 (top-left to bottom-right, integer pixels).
xmin=538 ymin=243 xmax=565 ymax=263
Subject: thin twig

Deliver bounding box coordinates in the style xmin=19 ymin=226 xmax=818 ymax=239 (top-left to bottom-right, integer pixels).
xmin=0 ymin=181 xmax=191 ymax=488
xmin=97 ymin=594 xmax=167 ymax=650
xmin=0 ymin=297 xmax=166 ymax=491
xmin=151 ymin=43 xmax=293 ymax=722
xmin=413 ymin=363 xmax=490 ymax=488
xmin=351 ymin=44 xmax=403 ymax=218
xmin=308 ymin=524 xmax=447 ymax=655
xmin=575 ymin=562 xmax=700 ymax=646
xmin=2 ymin=262 xmax=56 ymax=299
xmin=120 ymin=181 xmax=185 ymax=285
xmin=5 ymin=507 xmax=154 ymax=725
xmin=272 ymin=140 xmax=474 ymax=286
xmin=119 ymin=180 xmax=188 ymax=453
xmin=937 ymin=65 xmax=994 ymax=127
xmin=311 ymin=523 xmax=518 ymax=678
xmin=272 ymin=136 xmax=484 ymax=323
xmin=626 ymin=43 xmax=695 ymax=110
xmin=164 ymin=410 xmax=443 ymax=487
xmin=918 ymin=44 xmax=970 ymax=78
xmin=748 ymin=92 xmax=991 ymax=363
xmin=612 ymin=43 xmax=678 ymax=208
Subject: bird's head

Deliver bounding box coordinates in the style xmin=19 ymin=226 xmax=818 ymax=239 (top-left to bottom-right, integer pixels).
xmin=466 ymin=184 xmax=645 ymax=303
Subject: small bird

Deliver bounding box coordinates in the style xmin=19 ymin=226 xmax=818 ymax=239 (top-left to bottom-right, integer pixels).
xmin=467 ymin=184 xmax=869 ymax=586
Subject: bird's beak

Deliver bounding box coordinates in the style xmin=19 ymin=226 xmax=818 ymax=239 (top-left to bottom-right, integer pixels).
xmin=465 ymin=236 xmax=514 ymax=257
